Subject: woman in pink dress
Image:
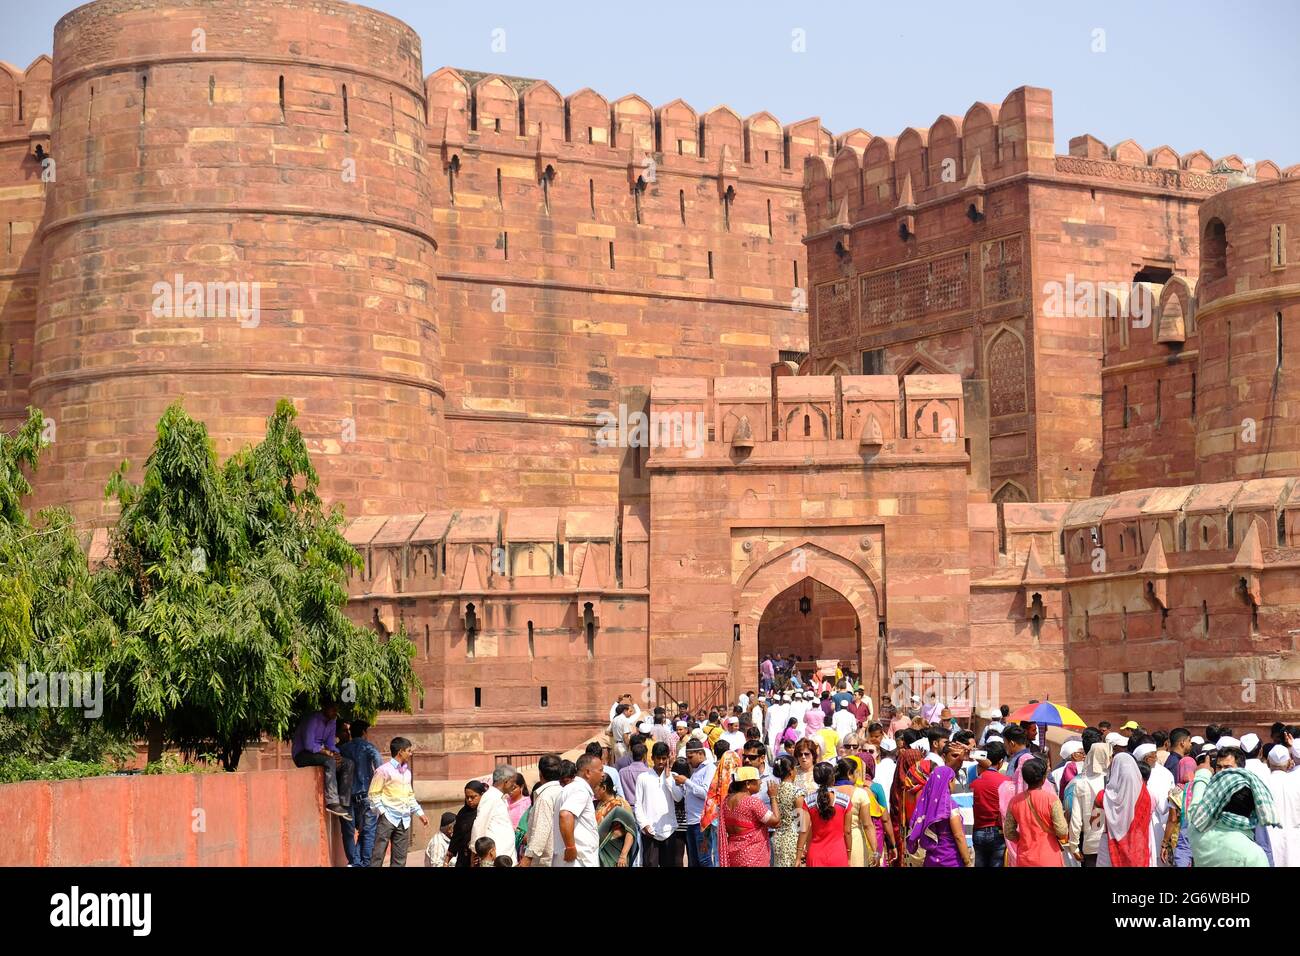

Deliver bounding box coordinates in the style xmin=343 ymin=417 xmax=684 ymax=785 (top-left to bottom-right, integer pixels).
xmin=506 ymin=772 xmax=531 ymax=829
xmin=722 ymin=766 xmax=781 ymax=867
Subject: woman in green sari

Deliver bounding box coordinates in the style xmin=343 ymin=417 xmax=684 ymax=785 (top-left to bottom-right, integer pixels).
xmin=594 ymin=773 xmax=638 ymax=868
xmin=1188 ymin=767 xmax=1276 ymax=867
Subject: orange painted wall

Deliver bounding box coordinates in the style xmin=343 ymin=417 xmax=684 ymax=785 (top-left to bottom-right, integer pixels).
xmin=0 ymin=768 xmax=333 ymax=867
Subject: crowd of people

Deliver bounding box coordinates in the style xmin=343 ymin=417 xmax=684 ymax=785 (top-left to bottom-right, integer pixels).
xmin=293 ymin=670 xmax=1300 ymax=869
xmin=430 ymin=669 xmax=1300 ymax=868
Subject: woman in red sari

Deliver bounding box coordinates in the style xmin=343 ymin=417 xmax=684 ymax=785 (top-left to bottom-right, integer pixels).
xmin=722 ymin=766 xmax=781 ymax=867
xmin=889 ymin=730 xmax=932 ymax=864
xmin=1099 ymin=752 xmax=1151 ymax=867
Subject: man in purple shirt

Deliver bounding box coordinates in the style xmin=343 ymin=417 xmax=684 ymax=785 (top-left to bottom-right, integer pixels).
xmin=618 ymin=742 xmax=650 ymax=812
xmin=291 ymin=700 xmax=352 ymax=818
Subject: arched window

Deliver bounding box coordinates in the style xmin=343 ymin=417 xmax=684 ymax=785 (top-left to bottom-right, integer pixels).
xmin=1202 ymin=218 xmax=1227 ymax=280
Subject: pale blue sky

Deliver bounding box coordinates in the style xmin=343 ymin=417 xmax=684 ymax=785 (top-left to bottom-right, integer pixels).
xmin=3 ymin=0 xmax=1296 ymax=163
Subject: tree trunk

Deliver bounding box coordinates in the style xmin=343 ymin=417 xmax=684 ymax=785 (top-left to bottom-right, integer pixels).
xmin=145 ymin=721 xmax=165 ymax=764
xmin=222 ymin=740 xmax=243 ymax=772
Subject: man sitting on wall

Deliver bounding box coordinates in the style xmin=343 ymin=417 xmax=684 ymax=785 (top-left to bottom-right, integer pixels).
xmin=291 ymin=698 xmax=353 ymax=818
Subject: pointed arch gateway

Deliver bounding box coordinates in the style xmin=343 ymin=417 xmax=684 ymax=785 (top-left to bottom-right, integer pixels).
xmin=734 ymin=541 xmax=883 ymax=694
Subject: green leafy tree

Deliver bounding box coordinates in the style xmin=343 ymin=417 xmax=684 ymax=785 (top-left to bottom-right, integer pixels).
xmin=0 ymin=409 xmax=122 ymax=766
xmin=95 ymin=399 xmax=416 ymax=770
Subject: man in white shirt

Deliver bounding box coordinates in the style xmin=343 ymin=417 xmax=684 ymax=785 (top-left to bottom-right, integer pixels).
xmin=789 ymin=693 xmax=811 ymax=728
xmin=832 ymin=699 xmax=857 ymax=739
xmin=766 ymin=695 xmax=790 ymax=751
xmin=553 ymin=753 xmax=603 ymax=867
xmin=738 ymin=691 xmax=751 ymax=711
xmin=470 ymin=763 xmax=520 ymax=864
xmin=720 ymin=716 xmax=745 ymax=753
xmin=520 ymin=754 xmax=564 ymax=867
xmin=1266 ymin=744 xmax=1300 ymax=867
xmin=610 ymin=701 xmax=640 ymax=761
xmin=635 ymin=741 xmax=686 ymax=866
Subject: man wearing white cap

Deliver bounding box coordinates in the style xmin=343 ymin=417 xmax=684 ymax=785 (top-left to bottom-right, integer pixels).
xmin=721 ymin=716 xmax=745 ymax=754
xmin=832 ymin=698 xmax=858 ymax=739
xmin=789 ymin=692 xmax=810 ymax=728
xmin=1266 ymin=744 xmax=1300 ymax=866
xmin=978 ymin=707 xmax=1005 ymax=746
xmin=1051 ymin=739 xmax=1085 ymax=795
xmin=1134 ymin=740 xmax=1175 ymax=866
xmin=1241 ymin=733 xmax=1269 ymax=782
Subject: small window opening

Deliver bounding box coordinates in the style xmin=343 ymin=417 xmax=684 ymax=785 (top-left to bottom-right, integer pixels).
xmin=1277 ymin=312 xmax=1285 ymax=371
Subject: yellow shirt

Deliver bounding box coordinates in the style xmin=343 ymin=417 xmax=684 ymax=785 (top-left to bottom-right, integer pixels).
xmin=816 ymin=728 xmax=840 ymax=762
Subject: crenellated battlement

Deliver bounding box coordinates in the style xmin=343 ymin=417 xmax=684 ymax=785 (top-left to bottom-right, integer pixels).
xmin=802 ymin=85 xmax=1300 ymax=236
xmin=646 ymin=373 xmax=967 ymax=463
xmin=1063 ymin=133 xmax=1299 ymax=188
xmin=425 ymin=66 xmax=832 ymax=183
xmin=802 ymin=87 xmax=1055 ymax=231
xmin=0 ymin=56 xmax=51 ymax=136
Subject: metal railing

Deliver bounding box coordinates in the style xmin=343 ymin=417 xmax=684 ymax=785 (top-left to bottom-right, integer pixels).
xmin=655 ymin=676 xmax=729 ymax=716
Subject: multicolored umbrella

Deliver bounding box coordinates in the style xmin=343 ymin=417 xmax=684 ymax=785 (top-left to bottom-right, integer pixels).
xmin=1006 ymin=700 xmax=1086 ymax=729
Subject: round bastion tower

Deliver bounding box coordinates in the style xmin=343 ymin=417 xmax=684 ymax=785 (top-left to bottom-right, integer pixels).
xmin=32 ymin=0 xmax=445 ymax=522
xmin=1194 ymin=175 xmax=1300 ymax=482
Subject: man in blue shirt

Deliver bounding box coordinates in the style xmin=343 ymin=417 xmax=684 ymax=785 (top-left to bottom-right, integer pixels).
xmin=682 ymin=738 xmax=714 ymax=867
xmin=339 ymin=719 xmax=383 ymax=866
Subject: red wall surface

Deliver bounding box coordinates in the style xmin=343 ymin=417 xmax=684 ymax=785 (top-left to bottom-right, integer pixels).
xmin=0 ymin=768 xmax=333 ymax=867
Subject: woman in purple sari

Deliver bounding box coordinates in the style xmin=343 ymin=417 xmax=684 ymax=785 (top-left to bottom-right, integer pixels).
xmin=905 ymin=765 xmax=972 ymax=867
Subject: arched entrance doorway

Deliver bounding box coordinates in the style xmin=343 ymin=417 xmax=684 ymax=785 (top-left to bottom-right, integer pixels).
xmin=758 ymin=577 xmax=859 ymax=670
xmin=734 ymin=541 xmax=883 ymax=700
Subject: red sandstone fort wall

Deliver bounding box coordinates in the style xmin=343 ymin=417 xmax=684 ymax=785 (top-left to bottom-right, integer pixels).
xmin=424 ymin=67 xmax=822 ymax=511
xmin=0 ymin=57 xmax=50 ymax=437
xmin=27 ymin=0 xmax=446 ymax=523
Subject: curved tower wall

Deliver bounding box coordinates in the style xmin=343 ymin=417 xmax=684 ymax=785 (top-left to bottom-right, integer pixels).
xmin=1195 ymin=177 xmax=1300 ymax=482
xmin=32 ymin=0 xmax=445 ymax=521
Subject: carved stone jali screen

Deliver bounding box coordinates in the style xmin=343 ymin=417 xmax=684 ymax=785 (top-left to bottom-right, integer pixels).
xmin=815 ymin=279 xmax=855 ymax=345
xmin=987 ymin=329 xmax=1027 ymax=417
xmin=859 ymin=250 xmax=970 ymax=327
